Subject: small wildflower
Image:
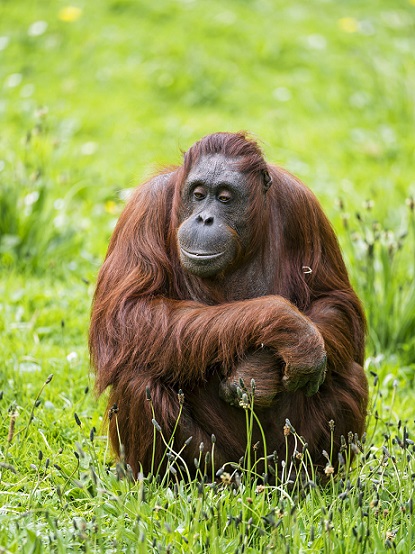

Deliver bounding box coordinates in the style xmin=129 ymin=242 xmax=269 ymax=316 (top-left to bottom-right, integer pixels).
xmin=239 ymin=393 xmax=250 ymax=409
xmin=220 ymin=472 xmax=232 ymax=486
xmin=58 ymin=6 xmax=82 ymax=22
xmin=324 ymin=464 xmax=334 ymax=476
xmin=328 ymin=419 xmax=335 ymax=432
xmin=284 ymin=418 xmax=295 ymax=436
xmin=105 ymin=200 xmax=117 ymax=214
xmin=255 ymin=484 xmax=265 ymax=494
xmin=385 ymin=530 xmax=395 ymax=541
xmin=178 ymin=389 xmax=184 ymax=405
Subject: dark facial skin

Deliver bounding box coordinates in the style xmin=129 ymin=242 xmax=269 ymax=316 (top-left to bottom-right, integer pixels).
xmin=177 ymin=154 xmax=250 ymax=278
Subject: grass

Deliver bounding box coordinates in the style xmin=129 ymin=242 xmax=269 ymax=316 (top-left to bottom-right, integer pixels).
xmin=1 ymin=0 xmax=415 ymax=551
xmin=338 ymin=197 xmax=415 ymax=366
xmin=0 ymin=346 xmax=414 ymax=552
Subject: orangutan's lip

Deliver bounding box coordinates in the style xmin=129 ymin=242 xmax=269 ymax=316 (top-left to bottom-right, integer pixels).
xmin=181 ymin=248 xmax=225 ymax=261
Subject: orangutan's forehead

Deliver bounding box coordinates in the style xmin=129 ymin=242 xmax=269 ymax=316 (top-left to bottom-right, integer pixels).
xmin=187 ymin=154 xmax=242 ymax=184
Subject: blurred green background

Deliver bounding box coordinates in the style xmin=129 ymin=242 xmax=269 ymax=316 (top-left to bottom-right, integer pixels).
xmin=1 ymin=1 xmax=414 ymax=266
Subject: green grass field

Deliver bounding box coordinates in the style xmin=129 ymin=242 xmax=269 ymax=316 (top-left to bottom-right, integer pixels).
xmin=1 ymin=0 xmax=415 ymax=551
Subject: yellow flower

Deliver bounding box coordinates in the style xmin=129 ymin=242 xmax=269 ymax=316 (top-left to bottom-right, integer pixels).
xmin=338 ymin=17 xmax=358 ymax=33
xmin=58 ymin=6 xmax=82 ymax=22
xmin=105 ymin=200 xmax=117 ymax=214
